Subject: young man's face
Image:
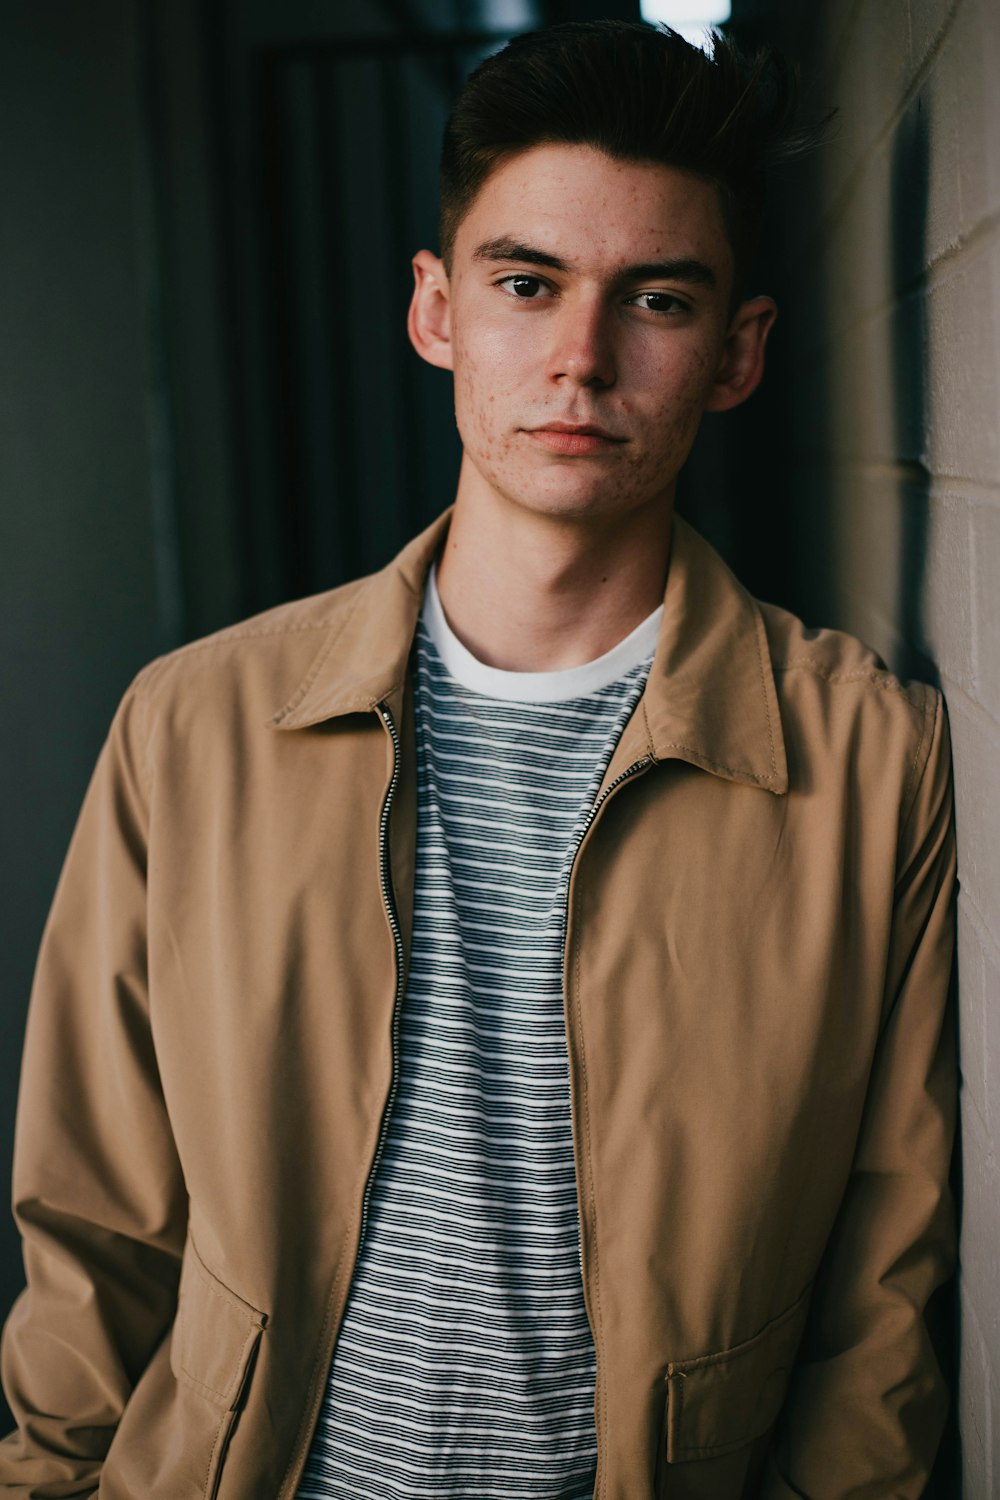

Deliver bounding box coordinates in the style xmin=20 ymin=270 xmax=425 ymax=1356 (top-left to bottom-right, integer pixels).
xmin=409 ymin=143 xmax=774 ymax=528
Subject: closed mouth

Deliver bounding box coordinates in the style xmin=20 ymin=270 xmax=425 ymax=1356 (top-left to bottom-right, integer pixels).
xmin=530 ymin=422 xmax=625 ymax=442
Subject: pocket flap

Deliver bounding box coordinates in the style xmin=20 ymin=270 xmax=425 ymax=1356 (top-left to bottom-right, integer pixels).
xmin=664 ymin=1285 xmax=811 ymax=1462
xmin=170 ymin=1235 xmax=267 ymax=1410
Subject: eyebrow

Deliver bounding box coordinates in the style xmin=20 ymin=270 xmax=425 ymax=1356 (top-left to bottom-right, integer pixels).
xmin=472 ymin=237 xmax=718 ymax=289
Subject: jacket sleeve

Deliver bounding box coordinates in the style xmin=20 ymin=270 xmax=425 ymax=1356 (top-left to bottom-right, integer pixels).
xmin=763 ymin=685 xmax=958 ymax=1499
xmin=0 ymin=675 xmax=188 ymax=1495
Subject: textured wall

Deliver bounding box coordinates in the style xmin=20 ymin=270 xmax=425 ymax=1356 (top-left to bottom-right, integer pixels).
xmin=745 ymin=0 xmax=1000 ymax=1491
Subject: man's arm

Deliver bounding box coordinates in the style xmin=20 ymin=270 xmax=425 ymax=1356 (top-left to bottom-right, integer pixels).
xmin=0 ymin=676 xmax=187 ymax=1493
xmin=764 ymin=686 xmax=958 ymax=1499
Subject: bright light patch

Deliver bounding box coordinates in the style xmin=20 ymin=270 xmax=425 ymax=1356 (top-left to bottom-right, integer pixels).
xmin=482 ymin=0 xmax=541 ymax=29
xmin=638 ymin=0 xmax=731 ymax=50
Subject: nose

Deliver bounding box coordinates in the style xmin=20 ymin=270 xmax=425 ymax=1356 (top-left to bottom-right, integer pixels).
xmin=544 ymin=295 xmax=617 ymax=389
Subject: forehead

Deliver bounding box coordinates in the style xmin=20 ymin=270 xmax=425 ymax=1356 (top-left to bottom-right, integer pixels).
xmin=453 ymin=142 xmax=732 ymax=279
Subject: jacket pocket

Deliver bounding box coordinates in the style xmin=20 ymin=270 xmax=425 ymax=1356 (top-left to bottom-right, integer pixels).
xmin=169 ymin=1233 xmax=268 ymax=1498
xmin=663 ymin=1285 xmax=811 ymax=1463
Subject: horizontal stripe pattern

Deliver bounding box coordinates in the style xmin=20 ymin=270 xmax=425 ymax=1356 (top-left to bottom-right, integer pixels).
xmin=297 ymin=617 xmax=651 ymax=1500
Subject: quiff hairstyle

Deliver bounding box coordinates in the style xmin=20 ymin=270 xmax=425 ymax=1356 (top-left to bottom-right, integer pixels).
xmin=439 ymin=20 xmax=819 ymax=301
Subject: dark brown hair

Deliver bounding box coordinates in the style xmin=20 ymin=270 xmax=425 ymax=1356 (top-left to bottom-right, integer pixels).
xmin=440 ymin=20 xmax=820 ymax=298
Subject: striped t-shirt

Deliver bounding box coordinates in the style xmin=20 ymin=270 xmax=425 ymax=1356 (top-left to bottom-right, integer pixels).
xmin=297 ymin=571 xmax=661 ymax=1500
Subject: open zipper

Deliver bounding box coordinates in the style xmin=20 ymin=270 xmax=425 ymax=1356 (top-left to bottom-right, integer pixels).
xmin=357 ymin=702 xmax=406 ymax=1248
xmin=284 ymin=716 xmax=651 ymax=1499
xmin=563 ymin=754 xmax=653 ymax=1497
xmin=282 ymin=702 xmax=405 ymax=1498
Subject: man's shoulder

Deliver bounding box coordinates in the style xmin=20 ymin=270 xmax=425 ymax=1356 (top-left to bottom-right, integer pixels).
xmin=123 ymin=515 xmax=450 ymax=729
xmin=128 ymin=574 xmax=372 ymax=711
xmin=672 ymin=518 xmax=939 ymax=765
xmin=757 ymin=595 xmax=937 ymax=716
xmin=753 ymin=595 xmax=945 ymax=814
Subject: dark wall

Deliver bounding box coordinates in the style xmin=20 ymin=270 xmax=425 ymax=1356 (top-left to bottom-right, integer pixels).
xmin=0 ymin=0 xmax=173 ymax=1430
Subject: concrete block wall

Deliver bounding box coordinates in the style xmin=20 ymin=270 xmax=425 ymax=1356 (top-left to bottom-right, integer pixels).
xmin=742 ymin=0 xmax=1000 ymax=1490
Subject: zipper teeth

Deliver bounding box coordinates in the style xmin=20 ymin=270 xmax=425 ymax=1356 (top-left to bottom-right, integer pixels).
xmin=283 ymin=706 xmax=403 ymax=1500
xmin=567 ymin=757 xmax=649 ymax=1288
xmin=564 ymin=755 xmax=651 ymax=1490
xmin=576 ymin=758 xmax=650 ymax=855
xmin=359 ymin=703 xmax=406 ymax=1248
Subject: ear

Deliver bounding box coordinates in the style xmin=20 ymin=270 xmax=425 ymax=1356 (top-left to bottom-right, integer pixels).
xmin=407 ymin=249 xmax=453 ymax=371
xmin=704 ymin=295 xmax=777 ymax=412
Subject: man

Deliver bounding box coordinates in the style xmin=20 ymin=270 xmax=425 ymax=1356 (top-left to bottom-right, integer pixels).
xmin=1 ymin=20 xmax=956 ymax=1500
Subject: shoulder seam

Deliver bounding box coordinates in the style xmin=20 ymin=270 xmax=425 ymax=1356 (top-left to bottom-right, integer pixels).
xmin=125 ymin=618 xmax=338 ymax=701
xmin=773 ymin=657 xmax=926 ymax=708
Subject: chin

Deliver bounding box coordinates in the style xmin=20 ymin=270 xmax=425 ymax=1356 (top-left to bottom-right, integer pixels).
xmin=503 ymin=465 xmax=648 ymax=521
xmin=505 ymin=487 xmax=636 ymax=524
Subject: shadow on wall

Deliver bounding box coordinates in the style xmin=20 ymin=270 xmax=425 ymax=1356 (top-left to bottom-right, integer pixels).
xmin=890 ymin=92 xmax=961 ymax=1500
xmin=891 ymin=94 xmax=937 ymax=689
xmin=681 ymin=15 xmax=837 ymax=625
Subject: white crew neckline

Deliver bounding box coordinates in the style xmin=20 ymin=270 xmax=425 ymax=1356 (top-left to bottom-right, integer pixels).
xmin=420 ymin=564 xmax=663 ymax=703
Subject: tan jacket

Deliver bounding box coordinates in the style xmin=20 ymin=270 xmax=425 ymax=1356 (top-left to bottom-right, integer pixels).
xmin=1 ymin=512 xmax=956 ymax=1500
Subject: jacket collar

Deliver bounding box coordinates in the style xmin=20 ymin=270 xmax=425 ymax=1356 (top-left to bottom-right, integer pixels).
xmin=271 ymin=509 xmax=787 ymax=795
xmin=640 ymin=516 xmax=788 ymax=793
xmin=269 ymin=513 xmax=450 ymax=728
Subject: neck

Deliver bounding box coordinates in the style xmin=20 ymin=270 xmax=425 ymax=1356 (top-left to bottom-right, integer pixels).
xmin=434 ymin=459 xmax=674 ymax=672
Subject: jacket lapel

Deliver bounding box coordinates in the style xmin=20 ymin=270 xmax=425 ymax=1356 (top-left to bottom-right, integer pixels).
xmin=269 ymin=512 xmax=452 ymax=729
xmin=637 ymin=517 xmax=788 ymax=794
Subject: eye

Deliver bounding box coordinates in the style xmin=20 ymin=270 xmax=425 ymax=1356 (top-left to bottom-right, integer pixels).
xmin=496 ymin=274 xmax=552 ymax=300
xmin=628 ymin=291 xmax=690 ymax=315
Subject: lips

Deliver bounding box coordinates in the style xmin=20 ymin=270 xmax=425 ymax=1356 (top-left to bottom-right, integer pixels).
xmin=525 ymin=421 xmax=626 ymax=455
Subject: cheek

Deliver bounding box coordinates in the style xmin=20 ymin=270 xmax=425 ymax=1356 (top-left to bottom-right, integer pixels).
xmin=455 ymin=312 xmax=541 ymax=390
xmin=453 ymin=325 xmax=530 ymax=449
xmin=647 ymin=347 xmax=717 ymax=438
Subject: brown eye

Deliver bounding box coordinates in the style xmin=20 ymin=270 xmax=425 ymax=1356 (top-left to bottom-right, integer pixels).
xmin=497 ymin=275 xmax=549 ymax=299
xmin=631 ymin=291 xmax=687 ymax=314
